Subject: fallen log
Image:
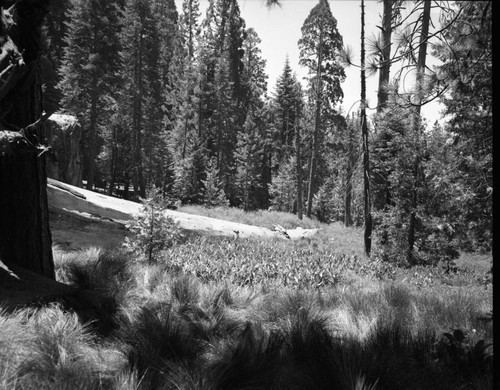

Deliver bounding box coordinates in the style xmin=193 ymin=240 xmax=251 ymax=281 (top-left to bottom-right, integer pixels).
xmin=47 ymin=179 xmax=319 ymax=249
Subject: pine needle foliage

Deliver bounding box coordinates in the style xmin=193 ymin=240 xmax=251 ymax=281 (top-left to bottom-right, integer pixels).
xmin=123 ymin=187 xmax=184 ymax=264
xmin=202 ymin=158 xmax=230 ymax=208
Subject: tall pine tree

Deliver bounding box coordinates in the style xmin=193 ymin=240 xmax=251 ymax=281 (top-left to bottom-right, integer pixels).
xmin=298 ymin=0 xmax=345 ymax=217
xmin=168 ymin=0 xmax=204 ymax=202
xmin=58 ymin=0 xmax=123 ymax=190
xmin=272 ymin=58 xmax=303 ymax=170
xmin=197 ymin=0 xmax=247 ymax=204
xmin=118 ymin=0 xmax=177 ymax=198
xmin=235 ymin=113 xmax=264 ymax=210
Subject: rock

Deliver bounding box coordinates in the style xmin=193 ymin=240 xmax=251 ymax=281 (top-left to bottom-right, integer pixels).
xmin=47 ymin=179 xmax=321 ymax=249
xmin=45 ymin=113 xmax=83 ymax=187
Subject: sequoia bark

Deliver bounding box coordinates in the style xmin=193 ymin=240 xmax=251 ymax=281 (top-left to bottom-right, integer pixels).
xmin=0 ymin=0 xmax=54 ymax=278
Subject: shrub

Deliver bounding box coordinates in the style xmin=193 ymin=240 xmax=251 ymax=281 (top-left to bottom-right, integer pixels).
xmin=432 ymin=329 xmax=493 ymax=385
xmin=373 ymin=208 xmax=460 ymax=266
xmin=123 ymin=187 xmax=184 ymax=264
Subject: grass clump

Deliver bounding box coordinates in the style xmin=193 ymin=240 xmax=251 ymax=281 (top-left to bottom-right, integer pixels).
xmin=0 ymin=305 xmax=125 ymax=389
xmin=115 ymin=302 xmax=205 ymax=389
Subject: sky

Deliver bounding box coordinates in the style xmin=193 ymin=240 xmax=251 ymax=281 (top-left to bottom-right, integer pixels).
xmin=174 ymin=0 xmax=444 ymax=124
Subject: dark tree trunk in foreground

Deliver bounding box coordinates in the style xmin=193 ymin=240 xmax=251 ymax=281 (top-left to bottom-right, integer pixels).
xmin=360 ymin=0 xmax=372 ymax=257
xmin=407 ymin=0 xmax=430 ymax=265
xmin=0 ymin=0 xmax=54 ymax=278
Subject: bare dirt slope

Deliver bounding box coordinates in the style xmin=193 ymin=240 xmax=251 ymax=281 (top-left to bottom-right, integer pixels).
xmin=47 ymin=179 xmax=319 ymax=250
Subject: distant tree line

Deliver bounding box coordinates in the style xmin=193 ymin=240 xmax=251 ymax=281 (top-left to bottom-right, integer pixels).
xmin=46 ymin=0 xmax=351 ymax=218
xmin=43 ymin=0 xmax=491 ymax=262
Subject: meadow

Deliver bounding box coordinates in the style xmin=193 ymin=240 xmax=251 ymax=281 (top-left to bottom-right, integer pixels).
xmin=0 ymin=208 xmax=493 ymax=389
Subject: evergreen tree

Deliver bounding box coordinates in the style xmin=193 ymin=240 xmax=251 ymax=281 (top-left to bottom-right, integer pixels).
xmin=41 ymin=0 xmax=70 ymax=114
xmin=372 ymin=105 xmax=414 ymax=262
xmin=405 ymin=0 xmax=431 ymax=265
xmin=433 ymin=1 xmax=492 ymax=252
xmin=373 ymin=106 xmax=460 ymax=265
xmin=310 ymin=109 xmax=348 ymax=224
xmin=172 ymin=150 xmax=205 ymax=203
xmin=240 ymin=27 xmax=270 ymax=208
xmin=235 ymin=113 xmax=264 ymax=211
xmin=225 ymin=0 xmax=246 ymax=110
xmin=119 ymin=0 xmax=150 ymax=198
xmin=58 ymin=0 xmax=123 ymax=191
xmin=269 ymin=61 xmax=305 ymax=216
xmin=359 ymin=0 xmax=372 ymax=256
xmin=145 ymin=0 xmax=178 ymax=190
xmin=241 ymin=28 xmax=267 ymax=112
xmin=202 ymin=158 xmax=229 ymax=208
xmin=197 ymin=0 xmax=247 ymax=203
xmin=272 ymin=58 xmax=303 ymax=170
xmin=269 ymin=156 xmax=297 ymax=213
xmin=293 ymin=83 xmax=306 ymax=219
xmin=369 ymin=0 xmax=404 ymax=214
xmin=211 ymin=54 xmax=237 ymax=198
xmin=118 ymin=0 xmax=178 ymax=198
xmin=298 ymin=0 xmax=345 ymax=218
xmin=166 ymin=0 xmax=203 ymax=200
xmin=180 ymin=0 xmax=201 ymax=57
xmin=343 ymin=112 xmax=360 ymax=227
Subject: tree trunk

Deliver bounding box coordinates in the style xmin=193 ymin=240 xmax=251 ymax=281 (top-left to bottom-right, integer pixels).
xmin=123 ymin=175 xmax=130 ymax=199
xmin=376 ymin=0 xmax=394 ymax=113
xmin=407 ymin=0 xmax=430 ymax=265
xmin=0 ymin=0 xmax=54 ymax=278
xmin=306 ymin=102 xmax=320 ymax=218
xmin=344 ymin=149 xmax=354 ymax=227
xmin=360 ymin=0 xmax=373 ymax=257
xmin=295 ymin=108 xmax=303 ymax=220
xmin=86 ymin=79 xmax=99 ymax=190
xmin=371 ymin=0 xmax=394 ymax=244
xmin=108 ymin=125 xmax=117 ymax=196
xmin=132 ymin=30 xmax=145 ymax=199
xmin=306 ymin=28 xmax=323 ymax=218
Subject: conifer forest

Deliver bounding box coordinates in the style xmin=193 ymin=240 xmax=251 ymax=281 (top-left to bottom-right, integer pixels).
xmin=35 ymin=0 xmax=489 ymax=258
xmin=42 ymin=0 xmax=490 ymax=260
xmin=0 ymin=0 xmax=493 ymax=388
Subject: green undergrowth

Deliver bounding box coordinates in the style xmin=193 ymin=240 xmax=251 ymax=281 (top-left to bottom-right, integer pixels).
xmin=1 ymin=232 xmax=492 ymax=389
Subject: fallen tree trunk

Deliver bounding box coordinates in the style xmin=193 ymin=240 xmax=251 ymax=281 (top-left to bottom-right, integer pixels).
xmin=47 ymin=179 xmax=319 ymax=249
